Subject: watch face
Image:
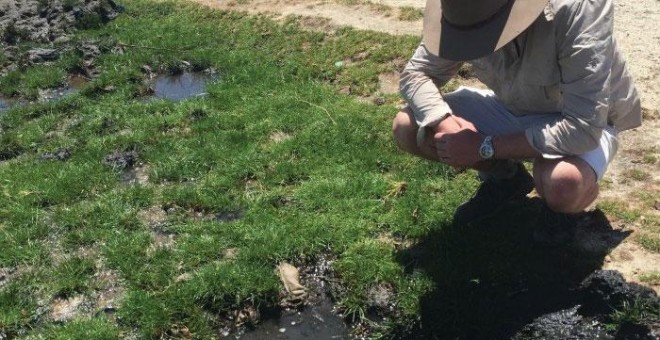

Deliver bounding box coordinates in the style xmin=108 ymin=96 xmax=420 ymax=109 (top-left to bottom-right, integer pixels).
xmin=479 ymin=145 xmax=494 ymax=159
xmin=479 ymin=137 xmax=494 ymax=159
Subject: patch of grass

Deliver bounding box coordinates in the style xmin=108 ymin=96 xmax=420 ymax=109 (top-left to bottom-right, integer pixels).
xmin=641 ymin=154 xmax=657 ymax=164
xmin=608 ymin=298 xmax=660 ymax=331
xmin=638 ymin=272 xmax=660 ymax=285
xmin=0 ymin=274 xmax=42 ymax=338
xmin=399 ymin=6 xmax=424 ymax=21
xmin=621 ymin=168 xmax=652 ymax=182
xmin=632 ymin=190 xmax=660 ymax=212
xmin=51 ymin=256 xmax=96 ymax=297
xmin=597 ymin=199 xmax=641 ymax=223
xmin=334 ymin=239 xmax=403 ymax=320
xmin=637 ymin=233 xmax=660 ymax=253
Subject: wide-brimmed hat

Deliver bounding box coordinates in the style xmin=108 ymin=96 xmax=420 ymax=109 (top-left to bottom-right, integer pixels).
xmin=423 ymin=0 xmax=548 ymax=61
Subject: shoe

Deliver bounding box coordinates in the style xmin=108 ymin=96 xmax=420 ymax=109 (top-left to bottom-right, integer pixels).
xmin=453 ymin=163 xmax=534 ymax=226
xmin=532 ymin=205 xmax=578 ymax=247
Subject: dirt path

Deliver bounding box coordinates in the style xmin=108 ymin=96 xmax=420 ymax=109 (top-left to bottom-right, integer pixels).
xmin=189 ymin=0 xmax=660 ymax=292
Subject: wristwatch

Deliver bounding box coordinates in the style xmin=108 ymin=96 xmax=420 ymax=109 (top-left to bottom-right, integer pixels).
xmin=479 ymin=135 xmax=495 ymax=160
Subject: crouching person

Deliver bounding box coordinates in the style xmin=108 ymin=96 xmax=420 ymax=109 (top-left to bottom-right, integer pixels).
xmin=393 ymin=0 xmax=641 ymax=240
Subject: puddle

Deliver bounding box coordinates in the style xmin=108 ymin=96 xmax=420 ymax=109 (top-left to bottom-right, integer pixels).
xmin=40 ymin=75 xmax=88 ymax=102
xmin=152 ymin=71 xmax=219 ymax=101
xmin=237 ymin=298 xmax=349 ymax=340
xmin=0 ymin=75 xmax=87 ymax=113
xmin=237 ymin=258 xmax=350 ymax=340
xmin=0 ymin=96 xmax=20 ymax=113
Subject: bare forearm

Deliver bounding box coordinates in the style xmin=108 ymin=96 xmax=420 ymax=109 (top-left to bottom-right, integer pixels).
xmin=492 ymin=133 xmax=541 ymax=160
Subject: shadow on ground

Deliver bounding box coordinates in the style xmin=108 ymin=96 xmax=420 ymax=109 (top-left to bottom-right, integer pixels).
xmin=395 ymin=197 xmax=659 ymax=339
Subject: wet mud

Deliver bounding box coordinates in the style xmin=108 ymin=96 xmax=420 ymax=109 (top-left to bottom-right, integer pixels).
xmin=222 ymin=256 xmax=350 ymax=340
xmin=103 ymin=150 xmax=138 ymax=170
xmin=0 ymin=75 xmax=87 ymax=114
xmin=39 ymin=75 xmax=88 ymax=102
xmin=237 ymin=293 xmax=349 ymax=340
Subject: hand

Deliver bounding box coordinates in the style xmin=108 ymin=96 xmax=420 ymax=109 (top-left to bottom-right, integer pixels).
xmin=433 ymin=116 xmax=484 ymax=168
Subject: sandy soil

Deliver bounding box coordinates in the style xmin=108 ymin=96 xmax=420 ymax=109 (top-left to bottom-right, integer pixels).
xmin=188 ymin=0 xmax=660 ymax=292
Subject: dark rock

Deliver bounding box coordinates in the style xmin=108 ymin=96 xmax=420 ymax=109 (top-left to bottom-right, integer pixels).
xmin=580 ymin=270 xmax=659 ymax=315
xmin=513 ymin=306 xmax=612 ymax=340
xmin=513 ymin=271 xmax=660 ymax=339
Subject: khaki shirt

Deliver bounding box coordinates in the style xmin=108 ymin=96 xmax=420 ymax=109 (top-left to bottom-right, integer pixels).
xmin=400 ymin=0 xmax=642 ymax=157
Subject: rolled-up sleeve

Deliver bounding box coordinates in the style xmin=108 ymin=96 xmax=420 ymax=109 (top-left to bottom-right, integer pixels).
xmin=400 ymin=44 xmax=461 ymax=146
xmin=525 ymin=0 xmax=613 ymax=157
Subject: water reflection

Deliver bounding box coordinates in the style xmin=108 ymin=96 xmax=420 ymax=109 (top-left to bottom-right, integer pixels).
xmin=152 ymin=71 xmax=219 ymax=101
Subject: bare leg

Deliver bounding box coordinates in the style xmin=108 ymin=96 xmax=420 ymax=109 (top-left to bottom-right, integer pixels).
xmin=533 ymin=157 xmax=599 ymax=214
xmin=392 ymin=107 xmax=441 ymax=161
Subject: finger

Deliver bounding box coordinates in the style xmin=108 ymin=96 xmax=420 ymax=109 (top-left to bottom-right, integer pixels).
xmin=453 ymin=116 xmax=477 ymax=131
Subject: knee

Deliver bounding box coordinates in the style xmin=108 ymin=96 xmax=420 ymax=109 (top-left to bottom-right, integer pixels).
xmin=542 ymin=171 xmax=590 ymax=214
xmin=392 ymin=110 xmax=417 ymax=152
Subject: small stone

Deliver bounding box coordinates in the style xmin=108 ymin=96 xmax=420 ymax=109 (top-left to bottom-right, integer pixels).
xmin=373 ymin=96 xmax=386 ymax=106
xmin=279 ymin=328 xmax=286 ymax=333
xmin=654 ymin=200 xmax=660 ymax=211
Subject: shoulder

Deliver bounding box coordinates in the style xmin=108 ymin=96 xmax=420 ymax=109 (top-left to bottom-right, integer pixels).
xmin=548 ymin=0 xmax=613 ymax=23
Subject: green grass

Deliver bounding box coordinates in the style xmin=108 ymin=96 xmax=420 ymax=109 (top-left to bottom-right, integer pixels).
xmin=639 ymin=272 xmax=660 ymax=285
xmin=0 ymin=1 xmax=446 ymax=337
xmin=597 ymin=199 xmax=642 ymax=223
xmin=621 ymin=168 xmax=652 ymax=182
xmin=637 ymin=234 xmax=660 ymax=253
xmin=608 ymin=298 xmax=660 ymax=332
xmin=0 ymin=0 xmax=655 ymax=338
xmin=398 ymin=7 xmax=424 ymax=21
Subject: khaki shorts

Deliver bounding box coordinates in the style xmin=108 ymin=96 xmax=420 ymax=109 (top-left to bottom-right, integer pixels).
xmin=443 ymin=87 xmax=618 ymax=180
